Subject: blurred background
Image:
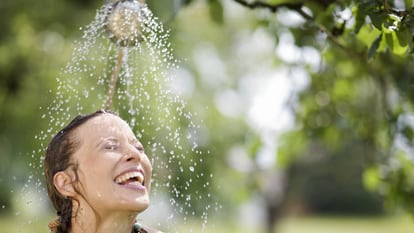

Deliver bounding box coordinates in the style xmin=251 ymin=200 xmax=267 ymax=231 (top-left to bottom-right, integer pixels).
xmin=1 ymin=0 xmax=414 ymax=232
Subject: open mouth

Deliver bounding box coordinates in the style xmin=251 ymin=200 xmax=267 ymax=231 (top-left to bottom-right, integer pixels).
xmin=114 ymin=170 xmax=145 ymax=187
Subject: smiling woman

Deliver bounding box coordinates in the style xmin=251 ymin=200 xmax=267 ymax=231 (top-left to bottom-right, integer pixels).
xmin=44 ymin=109 xmax=162 ymax=233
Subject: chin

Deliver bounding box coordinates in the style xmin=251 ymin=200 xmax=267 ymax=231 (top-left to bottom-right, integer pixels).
xmin=130 ymin=198 xmax=150 ymax=212
xmin=137 ymin=204 xmax=149 ymax=213
xmin=114 ymin=196 xmax=150 ymax=212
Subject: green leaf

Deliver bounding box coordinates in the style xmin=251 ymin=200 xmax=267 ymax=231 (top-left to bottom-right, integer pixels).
xmin=384 ymin=31 xmax=394 ymax=50
xmin=208 ymin=0 xmax=223 ymax=24
xmin=385 ymin=30 xmax=410 ymax=55
xmin=368 ymin=33 xmax=382 ymax=59
xmin=354 ymin=2 xmax=377 ymax=34
xmin=356 ymin=23 xmax=382 ymax=51
xmin=354 ymin=5 xmax=365 ymax=34
xmin=369 ymin=12 xmax=385 ymax=30
xmin=396 ymin=26 xmax=410 ymax=48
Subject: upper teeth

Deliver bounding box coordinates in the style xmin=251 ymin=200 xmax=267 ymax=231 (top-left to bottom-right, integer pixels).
xmin=115 ymin=171 xmax=144 ymax=185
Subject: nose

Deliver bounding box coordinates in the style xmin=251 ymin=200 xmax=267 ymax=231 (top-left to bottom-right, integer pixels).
xmin=124 ymin=144 xmax=143 ymax=162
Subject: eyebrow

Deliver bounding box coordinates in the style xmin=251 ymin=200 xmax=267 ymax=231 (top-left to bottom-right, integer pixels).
xmin=96 ymin=137 xmax=119 ymax=148
xmin=129 ymin=138 xmax=142 ymax=146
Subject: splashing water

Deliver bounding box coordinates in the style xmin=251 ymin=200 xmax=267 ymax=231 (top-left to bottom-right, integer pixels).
xmin=23 ymin=1 xmax=216 ymax=232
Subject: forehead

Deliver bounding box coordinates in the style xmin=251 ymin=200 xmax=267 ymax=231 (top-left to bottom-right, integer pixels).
xmin=74 ymin=114 xmax=134 ymax=141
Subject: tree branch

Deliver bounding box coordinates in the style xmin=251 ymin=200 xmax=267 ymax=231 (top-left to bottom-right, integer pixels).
xmin=232 ymin=0 xmax=363 ymax=58
xmin=233 ymin=0 xmax=302 ymax=12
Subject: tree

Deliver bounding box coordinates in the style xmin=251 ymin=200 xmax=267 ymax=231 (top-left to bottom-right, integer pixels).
xmin=161 ymin=0 xmax=414 ymax=231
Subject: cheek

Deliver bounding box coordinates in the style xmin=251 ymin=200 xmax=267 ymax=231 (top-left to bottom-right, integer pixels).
xmin=77 ymin=166 xmax=114 ymax=200
xmin=143 ymin=156 xmax=153 ymax=188
xmin=143 ymin=156 xmax=153 ymax=174
xmin=78 ymin=159 xmax=114 ymax=186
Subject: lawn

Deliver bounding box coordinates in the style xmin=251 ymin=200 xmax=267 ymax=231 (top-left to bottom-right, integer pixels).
xmin=276 ymin=215 xmax=414 ymax=233
xmin=180 ymin=215 xmax=414 ymax=233
xmin=1 ymin=214 xmax=414 ymax=232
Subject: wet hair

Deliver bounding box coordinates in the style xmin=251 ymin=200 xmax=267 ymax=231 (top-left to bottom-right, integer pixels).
xmin=44 ymin=109 xmax=117 ymax=233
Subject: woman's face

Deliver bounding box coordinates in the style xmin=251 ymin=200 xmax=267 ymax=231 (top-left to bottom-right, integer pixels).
xmin=71 ymin=114 xmax=152 ymax=215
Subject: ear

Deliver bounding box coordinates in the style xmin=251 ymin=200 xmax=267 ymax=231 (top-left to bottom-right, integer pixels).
xmin=53 ymin=171 xmax=76 ymax=197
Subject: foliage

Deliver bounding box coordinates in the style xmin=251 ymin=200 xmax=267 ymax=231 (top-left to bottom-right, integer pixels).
xmin=168 ymin=0 xmax=414 ymax=217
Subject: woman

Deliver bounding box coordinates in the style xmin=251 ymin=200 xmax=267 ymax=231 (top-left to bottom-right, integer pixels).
xmin=44 ymin=110 xmax=161 ymax=233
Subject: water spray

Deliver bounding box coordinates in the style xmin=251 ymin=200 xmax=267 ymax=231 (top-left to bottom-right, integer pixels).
xmin=103 ymin=0 xmax=147 ymax=110
xmin=105 ymin=0 xmax=146 ymax=47
xmin=35 ymin=1 xmax=214 ymax=229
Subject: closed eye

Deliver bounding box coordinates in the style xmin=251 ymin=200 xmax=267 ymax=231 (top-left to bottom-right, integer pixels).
xmin=104 ymin=144 xmax=119 ymax=150
xmin=130 ymin=138 xmax=144 ymax=152
xmin=102 ymin=138 xmax=120 ymax=151
xmin=135 ymin=145 xmax=145 ymax=152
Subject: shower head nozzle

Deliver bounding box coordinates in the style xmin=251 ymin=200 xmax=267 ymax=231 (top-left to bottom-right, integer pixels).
xmin=105 ymin=0 xmax=147 ymax=47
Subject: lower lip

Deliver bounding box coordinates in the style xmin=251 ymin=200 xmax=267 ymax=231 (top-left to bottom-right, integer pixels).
xmin=116 ymin=181 xmax=147 ymax=191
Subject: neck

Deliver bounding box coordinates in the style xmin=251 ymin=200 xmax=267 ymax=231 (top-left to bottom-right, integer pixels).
xmin=70 ymin=201 xmax=138 ymax=233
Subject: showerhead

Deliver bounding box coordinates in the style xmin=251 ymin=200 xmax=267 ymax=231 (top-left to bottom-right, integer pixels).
xmin=104 ymin=0 xmax=147 ymax=47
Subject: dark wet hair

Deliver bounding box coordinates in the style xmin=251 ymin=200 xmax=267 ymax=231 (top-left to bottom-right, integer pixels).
xmin=44 ymin=109 xmax=118 ymax=233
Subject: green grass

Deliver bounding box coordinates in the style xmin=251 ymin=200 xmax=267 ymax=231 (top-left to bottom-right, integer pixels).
xmin=1 ymin=214 xmax=414 ymax=233
xmin=277 ymin=215 xmax=414 ymax=233
xmin=178 ymin=215 xmax=414 ymax=233
xmin=0 ymin=214 xmax=51 ymax=233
